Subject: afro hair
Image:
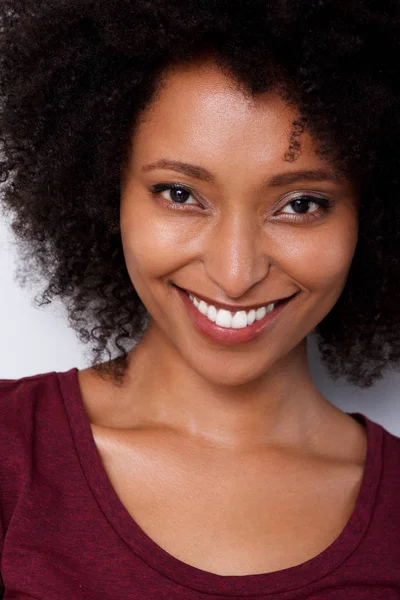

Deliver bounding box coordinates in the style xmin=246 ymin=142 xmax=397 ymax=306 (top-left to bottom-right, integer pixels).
xmin=1 ymin=0 xmax=400 ymax=386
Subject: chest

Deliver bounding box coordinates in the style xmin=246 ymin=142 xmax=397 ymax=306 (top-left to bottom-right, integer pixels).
xmin=91 ymin=426 xmax=364 ymax=576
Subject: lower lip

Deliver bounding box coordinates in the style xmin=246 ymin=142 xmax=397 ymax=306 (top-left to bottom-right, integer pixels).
xmin=175 ymin=287 xmax=294 ymax=345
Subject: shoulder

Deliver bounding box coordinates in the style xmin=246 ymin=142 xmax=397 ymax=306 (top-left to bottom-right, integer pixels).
xmin=0 ymin=370 xmax=61 ymax=463
xmin=381 ymin=422 xmax=400 ymax=469
xmin=0 ymin=369 xmax=81 ymax=545
xmin=0 ymin=369 xmax=57 ymax=400
xmin=366 ymin=420 xmax=400 ymax=542
xmin=0 ymin=370 xmax=60 ymax=431
xmin=367 ymin=416 xmax=400 ymax=503
xmin=0 ymin=371 xmax=62 ymax=530
xmin=0 ymin=369 xmax=76 ymax=477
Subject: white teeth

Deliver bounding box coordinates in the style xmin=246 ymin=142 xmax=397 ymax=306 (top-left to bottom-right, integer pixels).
xmin=247 ymin=310 xmax=256 ymax=326
xmin=256 ymin=306 xmax=266 ymax=320
xmin=198 ymin=300 xmax=208 ymax=316
xmin=188 ymin=293 xmax=276 ymax=329
xmin=231 ymin=311 xmax=248 ymax=329
xmin=215 ymin=309 xmax=232 ymax=328
xmin=207 ymin=304 xmax=217 ymax=322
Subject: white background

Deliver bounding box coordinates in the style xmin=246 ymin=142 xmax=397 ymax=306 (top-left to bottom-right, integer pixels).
xmin=1 ymin=212 xmax=399 ymax=436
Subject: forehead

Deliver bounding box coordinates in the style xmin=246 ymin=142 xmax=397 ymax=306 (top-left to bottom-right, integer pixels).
xmin=132 ymin=61 xmax=327 ymax=175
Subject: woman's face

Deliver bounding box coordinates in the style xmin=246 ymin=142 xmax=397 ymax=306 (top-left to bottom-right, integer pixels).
xmin=120 ymin=60 xmax=359 ymax=386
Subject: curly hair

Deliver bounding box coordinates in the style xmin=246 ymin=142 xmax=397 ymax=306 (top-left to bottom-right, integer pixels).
xmin=1 ymin=0 xmax=399 ymax=387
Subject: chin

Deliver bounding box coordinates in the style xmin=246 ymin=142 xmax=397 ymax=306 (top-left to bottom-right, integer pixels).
xmin=184 ymin=353 xmax=276 ymax=388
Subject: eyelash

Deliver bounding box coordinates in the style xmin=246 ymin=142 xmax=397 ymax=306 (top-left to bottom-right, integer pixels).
xmin=149 ymin=183 xmax=334 ymax=222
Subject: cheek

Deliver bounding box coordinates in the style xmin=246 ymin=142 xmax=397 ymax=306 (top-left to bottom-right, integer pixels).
xmin=281 ymin=220 xmax=358 ymax=296
xmin=120 ymin=194 xmax=197 ymax=282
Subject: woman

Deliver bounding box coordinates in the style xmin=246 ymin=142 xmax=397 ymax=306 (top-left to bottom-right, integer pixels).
xmin=0 ymin=0 xmax=399 ymax=597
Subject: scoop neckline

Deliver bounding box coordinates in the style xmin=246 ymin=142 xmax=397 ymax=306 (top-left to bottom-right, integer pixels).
xmin=57 ymin=367 xmax=383 ymax=597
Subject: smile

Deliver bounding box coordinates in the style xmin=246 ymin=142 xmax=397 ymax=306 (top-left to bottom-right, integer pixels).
xmin=187 ymin=293 xmax=277 ymax=329
xmin=174 ymin=286 xmax=297 ymax=345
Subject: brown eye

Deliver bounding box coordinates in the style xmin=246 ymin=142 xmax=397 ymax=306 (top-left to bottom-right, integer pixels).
xmin=151 ymin=184 xmax=198 ymax=205
xmin=278 ymin=194 xmax=333 ymax=221
xmin=282 ymin=195 xmax=326 ymax=214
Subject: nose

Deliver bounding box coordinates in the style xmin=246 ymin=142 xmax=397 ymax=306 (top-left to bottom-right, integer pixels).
xmin=202 ymin=212 xmax=271 ymax=299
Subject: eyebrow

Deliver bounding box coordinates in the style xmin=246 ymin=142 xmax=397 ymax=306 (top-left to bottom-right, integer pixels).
xmin=141 ymin=159 xmax=342 ymax=187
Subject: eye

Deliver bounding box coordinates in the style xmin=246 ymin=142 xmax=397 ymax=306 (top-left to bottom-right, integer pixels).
xmin=279 ymin=194 xmax=333 ymax=220
xmin=150 ymin=183 xmax=199 ymax=207
xmin=149 ymin=184 xmax=334 ymax=220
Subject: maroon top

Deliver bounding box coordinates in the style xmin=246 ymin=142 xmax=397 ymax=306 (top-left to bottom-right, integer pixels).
xmin=0 ymin=368 xmax=399 ymax=599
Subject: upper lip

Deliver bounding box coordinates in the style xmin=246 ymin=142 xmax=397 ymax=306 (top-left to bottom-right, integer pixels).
xmin=176 ymin=286 xmax=297 ymax=312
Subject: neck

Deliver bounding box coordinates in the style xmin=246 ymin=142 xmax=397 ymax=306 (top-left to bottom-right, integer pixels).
xmin=114 ymin=324 xmax=334 ymax=451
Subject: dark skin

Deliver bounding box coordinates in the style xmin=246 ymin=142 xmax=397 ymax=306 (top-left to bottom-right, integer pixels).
xmin=78 ymin=60 xmax=366 ymax=575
